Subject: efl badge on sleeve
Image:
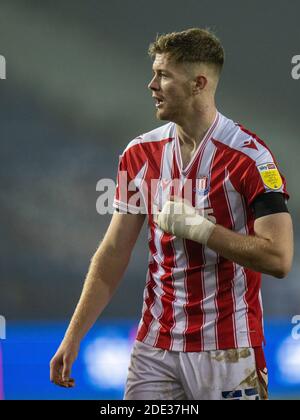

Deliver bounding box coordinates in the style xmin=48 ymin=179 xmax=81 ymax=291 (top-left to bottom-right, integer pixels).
xmin=257 ymin=163 xmax=283 ymax=190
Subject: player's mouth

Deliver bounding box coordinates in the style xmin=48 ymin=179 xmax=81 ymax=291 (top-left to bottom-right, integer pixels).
xmin=153 ymin=96 xmax=165 ymax=108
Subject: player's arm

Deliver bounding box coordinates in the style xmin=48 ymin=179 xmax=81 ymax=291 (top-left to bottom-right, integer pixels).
xmin=207 ymin=212 xmax=293 ymax=278
xmin=50 ymin=211 xmax=145 ymax=387
xmin=155 ymin=194 xmax=293 ymax=278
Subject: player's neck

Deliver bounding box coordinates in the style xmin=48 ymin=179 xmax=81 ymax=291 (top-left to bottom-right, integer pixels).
xmin=176 ymin=105 xmax=217 ymax=149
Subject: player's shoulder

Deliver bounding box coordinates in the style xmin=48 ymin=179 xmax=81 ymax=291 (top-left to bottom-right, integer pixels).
xmin=123 ymin=122 xmax=174 ymax=156
xmin=214 ymin=113 xmax=275 ymax=163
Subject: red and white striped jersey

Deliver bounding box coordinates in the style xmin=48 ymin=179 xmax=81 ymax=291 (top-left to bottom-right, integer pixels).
xmin=113 ymin=112 xmax=289 ymax=352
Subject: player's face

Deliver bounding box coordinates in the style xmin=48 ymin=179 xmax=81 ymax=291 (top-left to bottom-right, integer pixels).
xmin=148 ymin=54 xmax=194 ymax=122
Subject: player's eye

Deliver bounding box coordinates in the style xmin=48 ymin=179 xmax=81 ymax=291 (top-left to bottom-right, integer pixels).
xmin=153 ymin=71 xmax=168 ymax=78
xmin=157 ymin=72 xmax=168 ymax=79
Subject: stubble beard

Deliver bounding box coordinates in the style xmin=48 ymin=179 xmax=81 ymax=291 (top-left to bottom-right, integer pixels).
xmin=156 ymin=107 xmax=180 ymax=123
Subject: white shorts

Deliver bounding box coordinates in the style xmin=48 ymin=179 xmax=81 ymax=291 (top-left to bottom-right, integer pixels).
xmin=124 ymin=340 xmax=268 ymax=400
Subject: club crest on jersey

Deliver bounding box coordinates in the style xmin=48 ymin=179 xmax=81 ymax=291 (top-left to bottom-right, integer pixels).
xmin=257 ymin=163 xmax=283 ymax=190
xmin=193 ymin=176 xmax=209 ymax=195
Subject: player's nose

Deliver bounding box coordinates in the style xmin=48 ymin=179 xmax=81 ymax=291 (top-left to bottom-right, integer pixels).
xmin=148 ymin=75 xmax=159 ymax=91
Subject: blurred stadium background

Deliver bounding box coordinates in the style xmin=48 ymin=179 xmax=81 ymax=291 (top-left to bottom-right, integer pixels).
xmin=0 ymin=0 xmax=299 ymax=400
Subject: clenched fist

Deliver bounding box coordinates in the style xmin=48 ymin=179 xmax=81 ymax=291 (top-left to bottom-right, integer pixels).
xmin=154 ymin=196 xmax=215 ymax=245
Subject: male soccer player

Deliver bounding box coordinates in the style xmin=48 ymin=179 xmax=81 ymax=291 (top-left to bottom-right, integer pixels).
xmin=50 ymin=28 xmax=294 ymax=400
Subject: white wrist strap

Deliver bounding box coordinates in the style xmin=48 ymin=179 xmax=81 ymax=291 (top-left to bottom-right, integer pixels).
xmin=156 ymin=200 xmax=215 ymax=245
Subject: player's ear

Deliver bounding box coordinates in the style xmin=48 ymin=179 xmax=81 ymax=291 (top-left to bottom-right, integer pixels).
xmin=193 ymin=75 xmax=207 ymax=93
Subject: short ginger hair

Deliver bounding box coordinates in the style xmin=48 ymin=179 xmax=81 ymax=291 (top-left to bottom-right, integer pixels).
xmin=148 ymin=28 xmax=225 ymax=75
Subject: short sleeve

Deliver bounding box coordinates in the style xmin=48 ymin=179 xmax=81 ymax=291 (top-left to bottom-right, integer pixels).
xmin=113 ymin=148 xmax=147 ymax=214
xmin=241 ymin=159 xmax=289 ymax=207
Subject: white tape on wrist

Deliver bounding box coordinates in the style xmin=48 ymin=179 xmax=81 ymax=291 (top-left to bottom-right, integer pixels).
xmin=156 ymin=199 xmax=215 ymax=245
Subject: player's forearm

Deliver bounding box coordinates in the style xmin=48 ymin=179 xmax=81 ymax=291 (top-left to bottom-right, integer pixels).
xmin=207 ymin=224 xmax=287 ymax=278
xmin=63 ymin=246 xmax=130 ymax=345
xmin=156 ymin=199 xmax=291 ymax=278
